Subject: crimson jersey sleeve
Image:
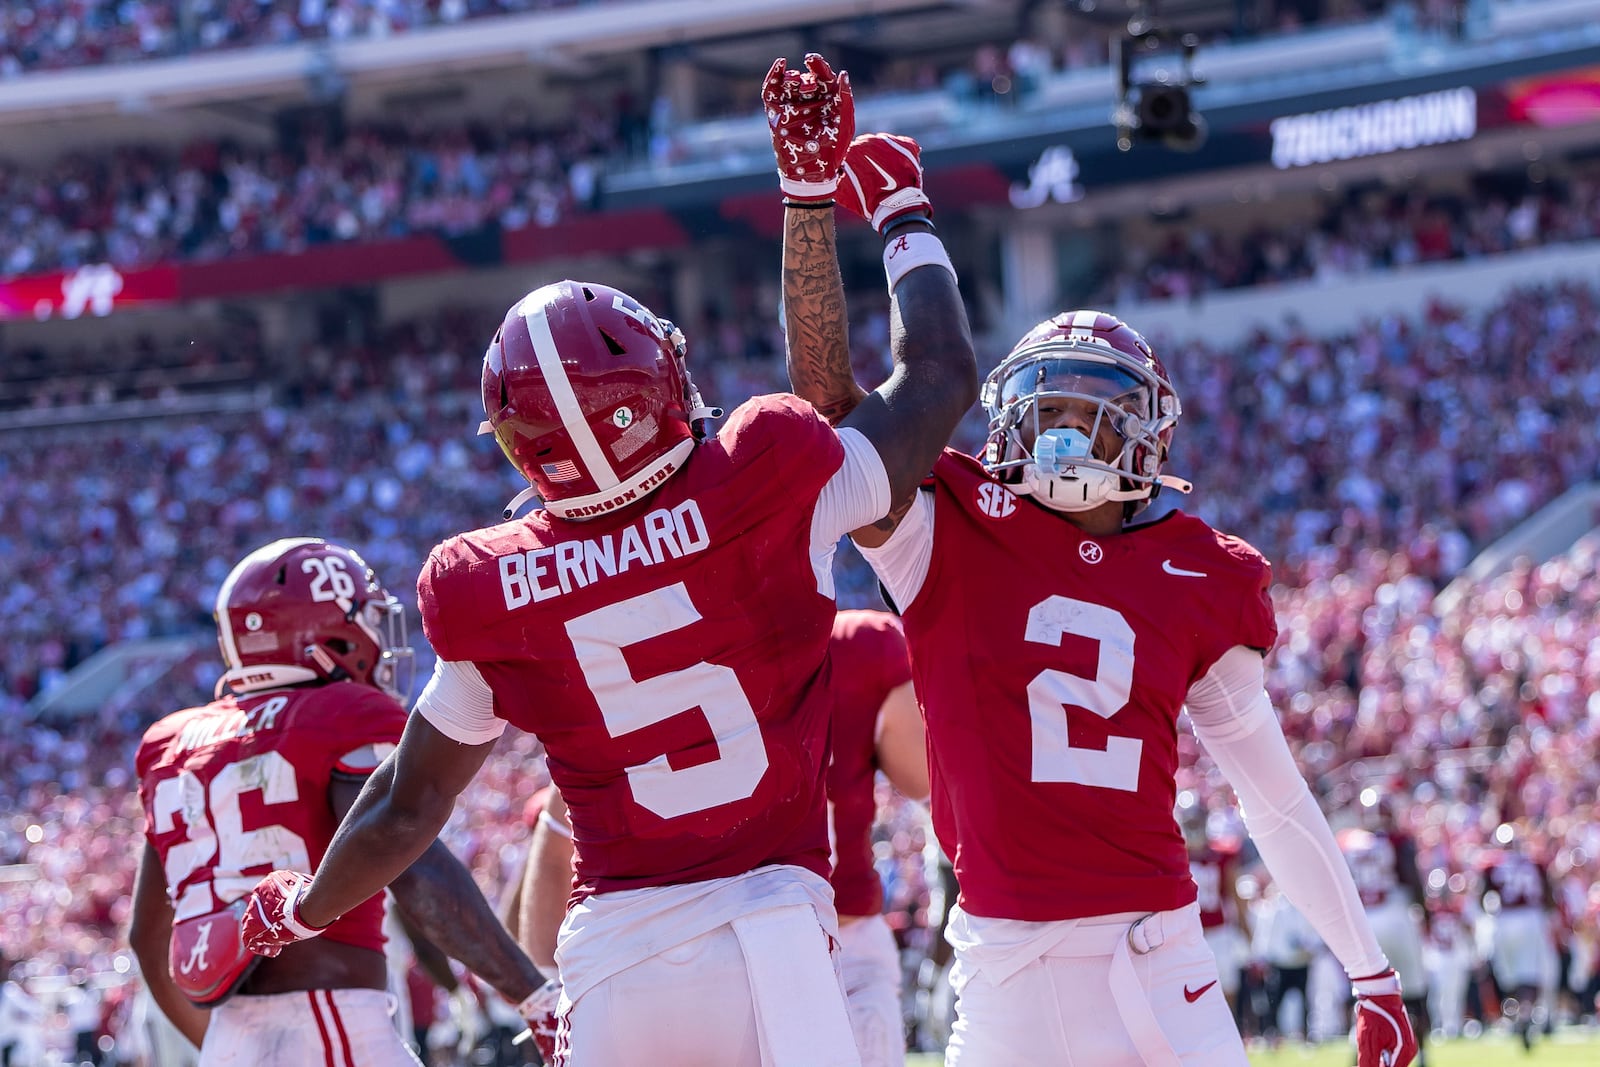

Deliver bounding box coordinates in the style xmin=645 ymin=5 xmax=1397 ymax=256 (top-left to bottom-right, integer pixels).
xmin=717 ymin=393 xmax=845 ymax=491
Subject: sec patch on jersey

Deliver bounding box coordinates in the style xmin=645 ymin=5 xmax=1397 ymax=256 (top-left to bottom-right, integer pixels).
xmin=973 ymin=480 xmax=1019 ymax=520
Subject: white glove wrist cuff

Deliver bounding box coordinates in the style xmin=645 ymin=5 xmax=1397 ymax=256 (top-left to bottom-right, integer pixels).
xmin=870 ymin=188 xmax=933 ymax=232
xmin=1350 ymin=967 xmax=1401 ymax=997
xmin=284 ymin=878 xmax=331 ymax=938
xmin=883 ymin=232 xmax=957 ymax=292
xmin=779 ymin=176 xmax=840 ymax=199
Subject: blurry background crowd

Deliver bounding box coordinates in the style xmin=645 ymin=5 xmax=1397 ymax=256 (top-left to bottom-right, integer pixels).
xmin=3 ymin=0 xmax=1600 ymax=1062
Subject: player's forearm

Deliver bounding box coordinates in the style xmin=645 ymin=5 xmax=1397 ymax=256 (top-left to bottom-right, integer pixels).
xmin=881 ymin=237 xmax=979 ymax=451
xmin=301 ymin=759 xmax=455 ymax=927
xmin=782 ymin=206 xmax=866 ymax=423
xmin=392 ymin=839 xmax=545 ymax=1003
xmin=518 ymin=824 xmax=576 ymax=972
xmin=131 ymin=931 xmax=207 ymax=1049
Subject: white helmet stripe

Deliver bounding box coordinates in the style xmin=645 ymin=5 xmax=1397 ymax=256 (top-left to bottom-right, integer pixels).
xmin=521 ymin=296 xmax=619 ymax=487
xmin=215 ymin=537 xmax=322 ymax=669
xmin=1068 ymin=309 xmax=1100 ymax=340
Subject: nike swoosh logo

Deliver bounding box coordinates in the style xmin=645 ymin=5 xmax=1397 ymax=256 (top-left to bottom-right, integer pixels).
xmin=866 ymin=156 xmax=896 ymax=190
xmin=1162 ymin=560 xmax=1207 ymax=577
xmin=1184 ymin=980 xmax=1217 ymax=1003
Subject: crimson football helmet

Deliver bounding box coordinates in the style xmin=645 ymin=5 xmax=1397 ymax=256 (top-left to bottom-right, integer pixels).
xmin=481 ymin=280 xmax=719 ymax=521
xmin=981 ymin=310 xmax=1190 ymax=514
xmin=214 ymin=538 xmax=412 ymax=699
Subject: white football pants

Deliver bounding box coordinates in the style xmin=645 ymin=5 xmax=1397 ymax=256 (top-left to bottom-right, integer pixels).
xmin=200 ymin=988 xmax=419 ymax=1067
xmin=946 ymin=902 xmax=1248 ymax=1067
xmin=561 ymin=903 xmax=860 ymax=1067
xmin=839 ymin=913 xmax=906 ymax=1067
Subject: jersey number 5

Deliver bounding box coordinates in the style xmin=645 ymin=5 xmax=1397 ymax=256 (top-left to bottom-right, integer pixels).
xmin=567 ymin=582 xmax=769 ymax=820
xmin=151 ymin=740 xmax=312 ymax=920
xmin=1025 ymin=595 xmax=1142 ymax=792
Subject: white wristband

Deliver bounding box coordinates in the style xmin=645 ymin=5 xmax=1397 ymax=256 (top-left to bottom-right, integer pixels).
xmin=883 ymin=232 xmax=956 ymax=292
xmin=1351 ymin=968 xmax=1401 ymax=997
xmin=538 ymin=808 xmax=574 ymax=839
xmin=779 ymin=175 xmax=839 ymax=199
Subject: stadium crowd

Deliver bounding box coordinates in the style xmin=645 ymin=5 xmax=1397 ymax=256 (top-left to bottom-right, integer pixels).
xmin=0 ymin=0 xmax=1458 ymax=78
xmin=2 ymin=266 xmax=1599 ymax=1058
xmin=1094 ymin=167 xmax=1600 ymax=306
xmin=0 ymin=0 xmax=592 ymax=75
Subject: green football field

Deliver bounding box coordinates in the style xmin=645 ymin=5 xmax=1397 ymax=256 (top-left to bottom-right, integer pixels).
xmin=905 ymin=1029 xmax=1600 ymax=1065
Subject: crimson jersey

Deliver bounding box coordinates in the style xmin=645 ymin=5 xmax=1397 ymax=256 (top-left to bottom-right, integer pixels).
xmin=902 ymin=451 xmax=1277 ymax=921
xmin=827 ymin=610 xmax=913 ymax=917
xmin=420 ymin=394 xmax=847 ymax=899
xmin=136 ymin=683 xmax=408 ymax=952
xmin=1483 ymin=850 xmax=1548 ymax=910
xmin=1189 ymin=847 xmax=1238 ymax=930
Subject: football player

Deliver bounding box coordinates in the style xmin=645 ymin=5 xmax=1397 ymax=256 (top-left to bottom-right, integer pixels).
xmin=129 ymin=538 xmax=545 ymax=1065
xmin=774 ymin=57 xmax=1416 ymax=1065
xmin=1339 ymin=790 xmax=1432 ymax=1063
xmin=1478 ymin=825 xmax=1557 ymax=1050
xmin=515 ymin=609 xmax=926 ymax=1067
xmin=241 ymin=66 xmax=977 ymax=1064
xmin=1180 ymin=798 xmax=1251 ymax=1019
xmin=828 ymin=609 xmax=928 ymax=1067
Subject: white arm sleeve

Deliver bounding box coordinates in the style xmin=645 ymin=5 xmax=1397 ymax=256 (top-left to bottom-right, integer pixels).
xmin=807 ymin=427 xmax=892 ymax=597
xmin=856 ymin=490 xmax=934 ymax=610
xmin=812 ymin=427 xmax=892 ymax=541
xmin=413 ymin=658 xmax=507 ymax=746
xmin=1186 ymin=646 xmax=1389 ymax=979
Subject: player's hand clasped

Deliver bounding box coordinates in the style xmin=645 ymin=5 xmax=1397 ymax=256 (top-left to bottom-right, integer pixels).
xmin=764 ymin=53 xmax=854 ymax=203
xmin=1351 ymin=968 xmax=1418 ymax=1067
xmin=837 ymin=133 xmax=933 ymax=235
xmin=514 ymin=978 xmax=563 ymax=1063
xmin=240 ymin=869 xmax=331 ymax=957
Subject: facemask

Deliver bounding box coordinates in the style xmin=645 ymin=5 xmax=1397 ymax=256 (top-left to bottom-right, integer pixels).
xmin=1019 ymin=428 xmax=1121 ymax=512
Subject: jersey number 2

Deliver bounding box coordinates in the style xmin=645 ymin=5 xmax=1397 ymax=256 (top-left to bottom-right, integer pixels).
xmin=151 ymin=743 xmax=312 ymax=921
xmin=567 ymin=582 xmax=768 ymax=819
xmin=1025 ymin=595 xmax=1142 ymax=792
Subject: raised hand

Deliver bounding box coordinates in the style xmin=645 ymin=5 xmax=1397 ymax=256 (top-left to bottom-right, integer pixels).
xmin=837 ymin=133 xmax=933 ymax=234
xmin=240 ymin=869 xmax=330 ymax=958
xmin=763 ymin=53 xmax=855 ymax=202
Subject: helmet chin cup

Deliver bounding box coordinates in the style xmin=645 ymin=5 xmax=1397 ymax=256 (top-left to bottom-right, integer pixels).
xmin=1020 ymin=429 xmax=1119 ymax=512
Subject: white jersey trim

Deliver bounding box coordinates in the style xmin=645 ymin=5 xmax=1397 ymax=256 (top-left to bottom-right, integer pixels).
xmin=856 ymin=489 xmax=934 ymax=609
xmin=1186 ymin=647 xmax=1388 ymax=979
xmin=808 ymin=427 xmax=891 ymax=597
xmin=413 ymin=658 xmax=506 ymax=745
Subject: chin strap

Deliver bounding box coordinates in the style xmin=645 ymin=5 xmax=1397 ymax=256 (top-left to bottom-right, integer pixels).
xmin=1157 ymin=473 xmax=1193 ymax=494
xmin=502 ymin=485 xmax=542 ymax=521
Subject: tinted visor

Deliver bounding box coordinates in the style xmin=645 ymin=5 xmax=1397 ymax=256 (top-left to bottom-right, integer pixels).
xmin=1001 ymin=358 xmax=1152 ymax=421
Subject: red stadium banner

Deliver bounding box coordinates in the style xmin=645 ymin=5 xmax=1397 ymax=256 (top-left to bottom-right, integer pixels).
xmin=0 ymin=263 xmax=180 ymax=321
xmin=1500 ymin=65 xmax=1600 ymax=127
xmin=0 ymin=209 xmax=695 ymax=319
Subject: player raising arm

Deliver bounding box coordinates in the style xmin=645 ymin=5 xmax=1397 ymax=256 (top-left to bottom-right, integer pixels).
xmin=778 ymin=93 xmax=1415 ymax=1065
xmin=240 ymin=50 xmax=974 ymax=1066
xmin=129 ymin=540 xmax=544 ymax=1065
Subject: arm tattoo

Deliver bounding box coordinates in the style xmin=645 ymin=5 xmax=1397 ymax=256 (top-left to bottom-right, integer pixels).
xmin=870 ymin=492 xmax=918 ymax=534
xmin=783 ymin=209 xmax=864 ymax=423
